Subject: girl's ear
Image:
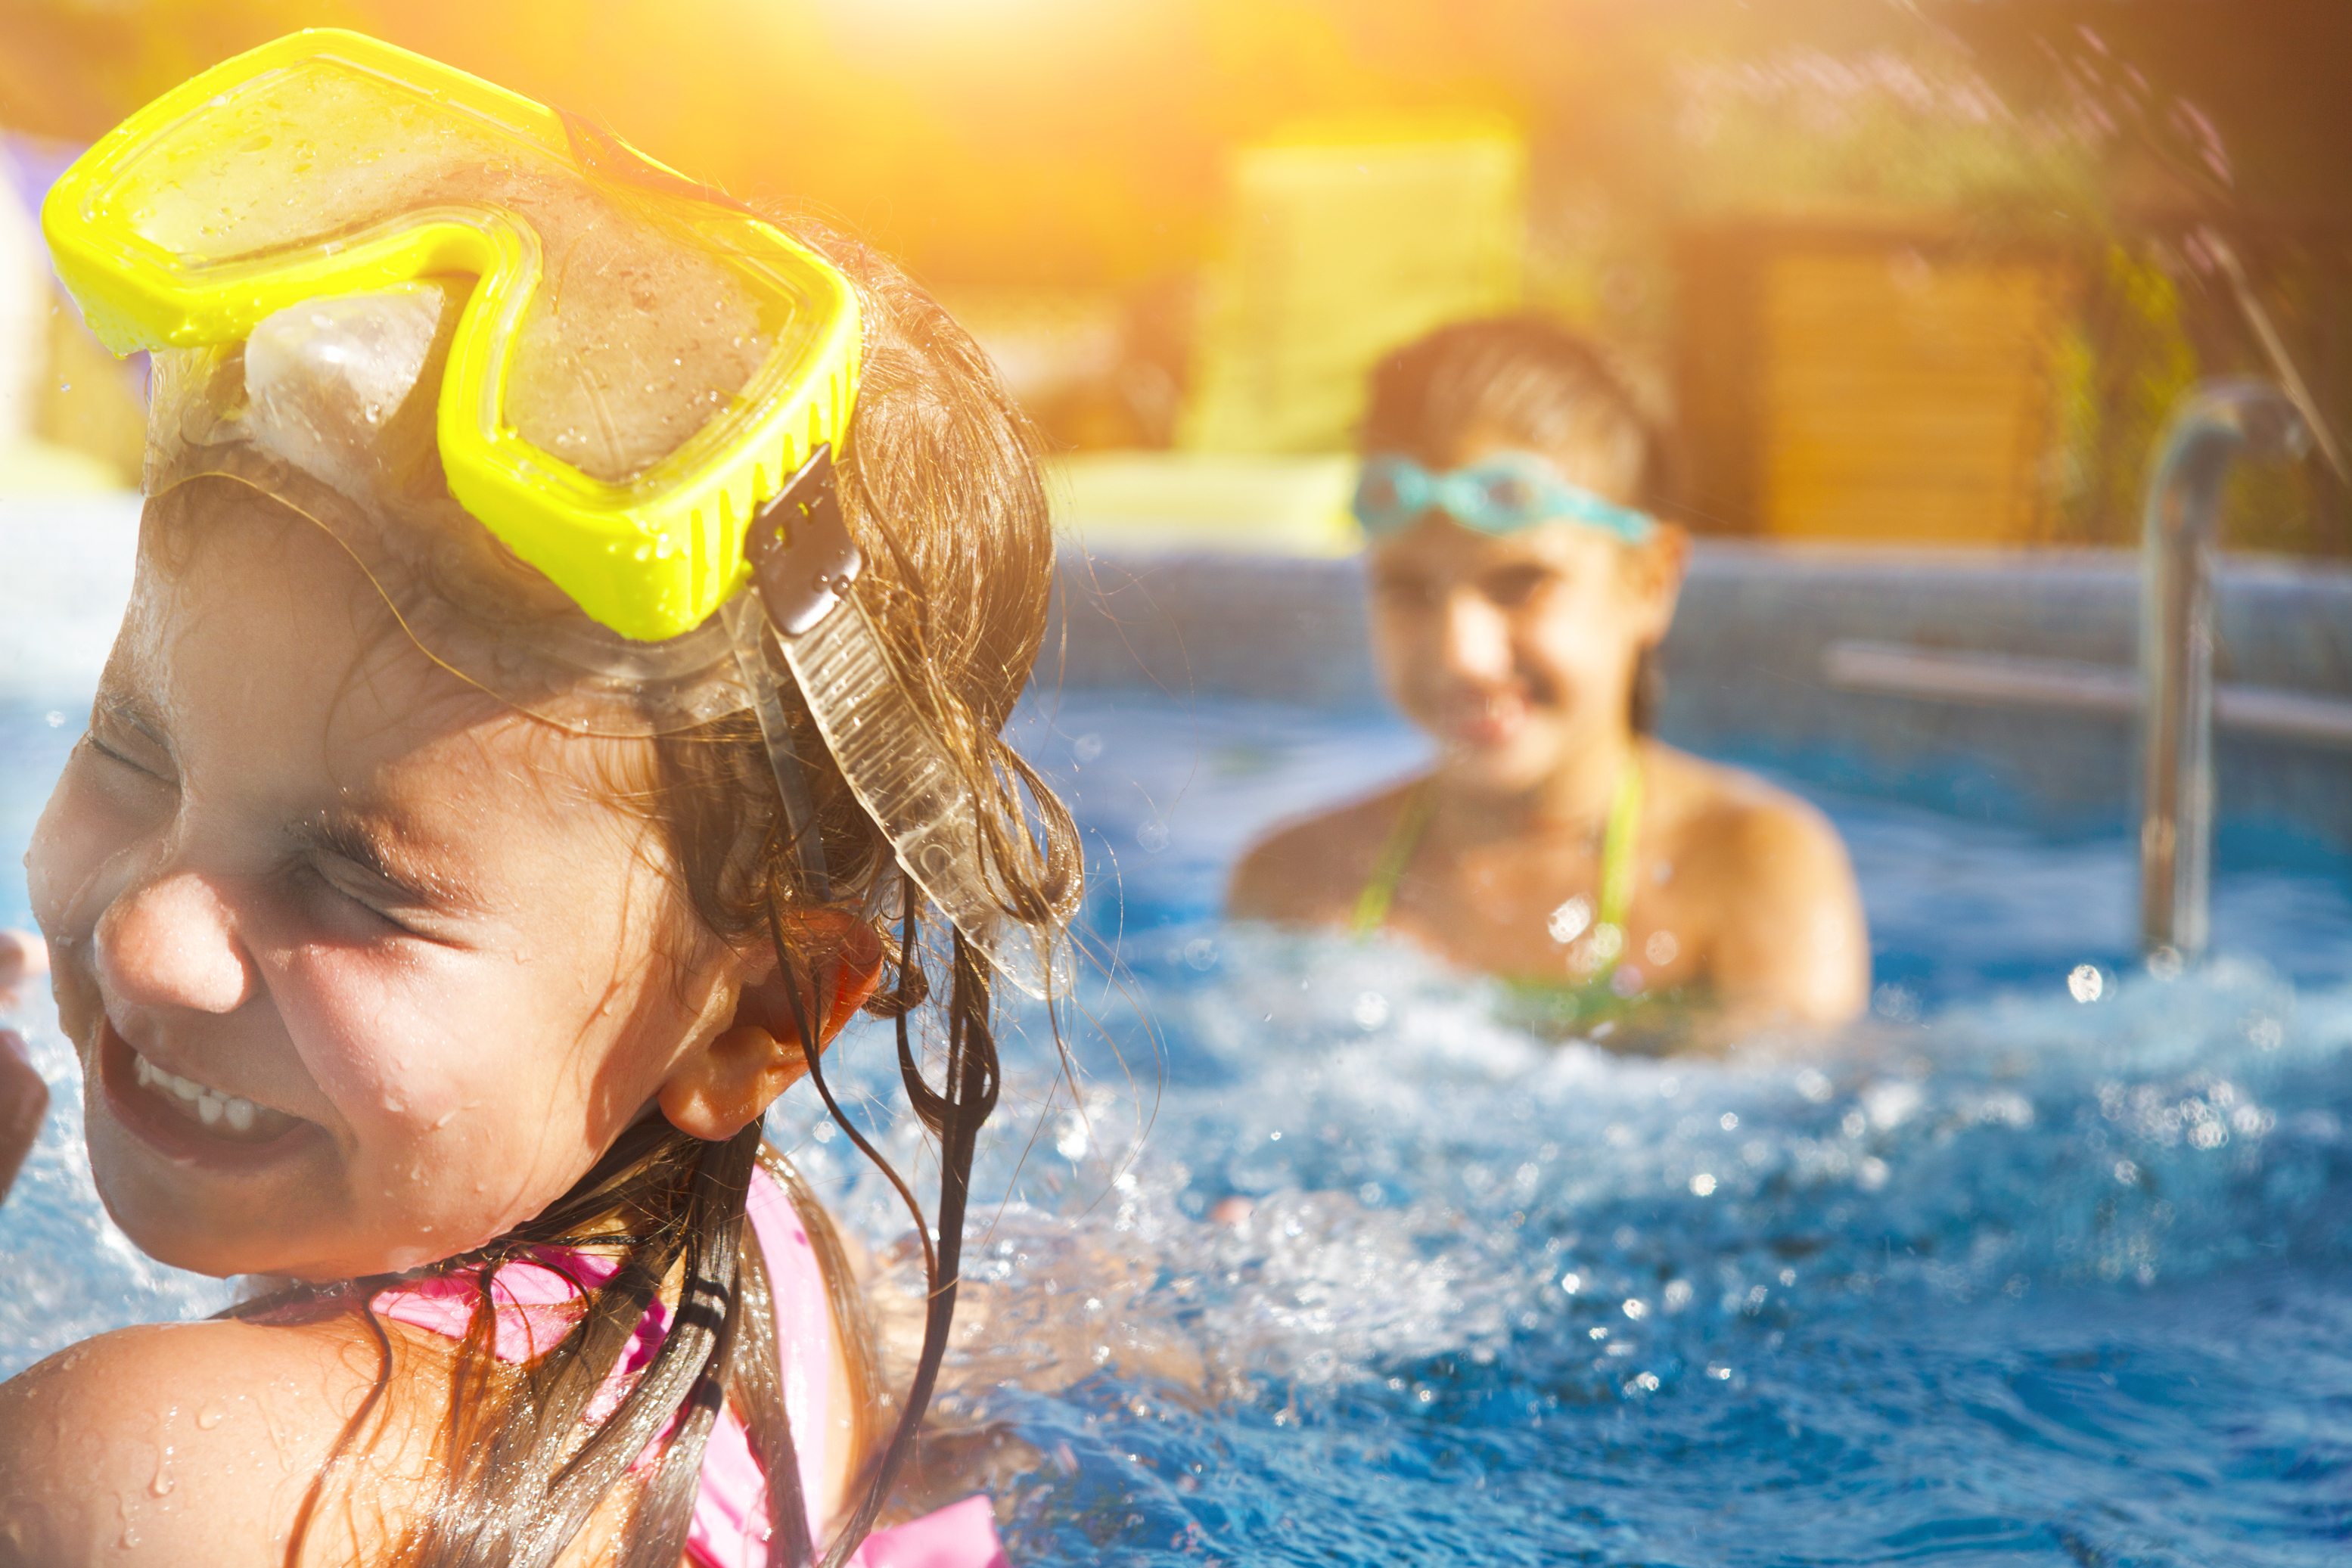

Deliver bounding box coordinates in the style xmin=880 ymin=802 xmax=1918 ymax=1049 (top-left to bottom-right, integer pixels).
xmin=656 ymin=911 xmax=887 ymax=1142
xmin=1623 ymin=521 xmax=1690 ymax=645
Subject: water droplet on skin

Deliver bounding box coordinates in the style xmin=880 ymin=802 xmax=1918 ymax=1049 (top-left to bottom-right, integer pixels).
xmin=195 ymin=1402 xmax=226 ymax=1430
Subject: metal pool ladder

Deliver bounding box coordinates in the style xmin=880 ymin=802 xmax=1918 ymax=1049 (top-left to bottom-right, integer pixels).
xmin=2138 ymin=379 xmax=2312 ymax=961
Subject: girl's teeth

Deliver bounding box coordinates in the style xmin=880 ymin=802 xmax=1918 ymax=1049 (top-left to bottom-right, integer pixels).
xmin=129 ymin=1048 xmax=284 ymax=1139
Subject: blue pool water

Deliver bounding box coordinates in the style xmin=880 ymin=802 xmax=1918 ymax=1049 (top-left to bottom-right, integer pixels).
xmin=5 ymin=684 xmax=2351 ymax=1565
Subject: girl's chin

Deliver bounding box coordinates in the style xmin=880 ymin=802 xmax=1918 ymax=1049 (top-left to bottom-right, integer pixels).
xmin=1439 ymin=730 xmax=1564 ymax=791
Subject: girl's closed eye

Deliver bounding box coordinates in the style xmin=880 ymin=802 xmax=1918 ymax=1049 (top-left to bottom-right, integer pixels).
xmin=84 ymin=706 xmax=176 ymax=784
xmin=291 ymin=821 xmax=473 ymax=945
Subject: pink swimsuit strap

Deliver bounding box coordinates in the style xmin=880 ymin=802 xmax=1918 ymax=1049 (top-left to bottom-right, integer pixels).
xmin=373 ymin=1164 xmax=1005 ymax=1568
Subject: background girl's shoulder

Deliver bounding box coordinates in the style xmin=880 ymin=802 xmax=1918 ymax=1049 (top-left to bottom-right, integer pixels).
xmin=1645 ymin=743 xmax=1840 ymax=855
xmin=0 ymin=1312 xmax=418 ymax=1566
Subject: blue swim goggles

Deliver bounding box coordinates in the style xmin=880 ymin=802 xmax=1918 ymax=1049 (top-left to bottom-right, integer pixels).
xmin=1352 ymin=452 xmax=1654 ymax=543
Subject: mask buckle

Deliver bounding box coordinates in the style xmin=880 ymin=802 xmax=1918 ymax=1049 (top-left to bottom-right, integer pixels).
xmin=748 ymin=445 xmax=863 ymax=637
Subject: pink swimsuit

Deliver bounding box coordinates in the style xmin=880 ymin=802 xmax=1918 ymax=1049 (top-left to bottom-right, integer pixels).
xmin=374 ymin=1169 xmax=1006 ymax=1568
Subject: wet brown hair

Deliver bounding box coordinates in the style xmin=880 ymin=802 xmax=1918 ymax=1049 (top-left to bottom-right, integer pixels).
xmin=220 ymin=209 xmax=1081 ymax=1566
xmin=1361 ymin=315 xmax=1670 ymax=732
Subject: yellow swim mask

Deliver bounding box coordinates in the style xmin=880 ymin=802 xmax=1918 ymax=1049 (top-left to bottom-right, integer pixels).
xmin=42 ymin=27 xmax=859 ymax=644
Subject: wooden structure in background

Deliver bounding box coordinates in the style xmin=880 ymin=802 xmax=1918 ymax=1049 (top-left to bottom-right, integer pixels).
xmin=1676 ymin=219 xmax=2083 ymax=545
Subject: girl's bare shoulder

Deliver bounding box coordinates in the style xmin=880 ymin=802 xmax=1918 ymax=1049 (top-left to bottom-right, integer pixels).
xmin=0 ymin=1312 xmax=425 ymax=1566
xmin=1228 ymin=778 xmax=1426 ymax=923
xmin=1643 ymin=741 xmax=1842 ymax=858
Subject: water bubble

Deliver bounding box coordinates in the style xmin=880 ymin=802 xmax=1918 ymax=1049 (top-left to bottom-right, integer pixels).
xmin=2113 ymin=1159 xmax=2141 ymax=1186
xmin=1558 ymin=1271 xmax=1582 ymax=1296
xmin=1856 ymin=1157 xmax=1891 ymax=1191
xmin=1072 ymin=732 xmax=1104 ymax=763
xmin=1689 ymin=1172 xmax=1717 ymax=1197
xmin=1664 ymin=1280 xmax=1695 ymax=1312
xmin=2068 ymin=964 xmax=2105 ymax=1003
xmin=1546 ymin=896 xmax=1592 ymax=945
xmin=1622 ymin=1297 xmax=1650 ymax=1321
xmin=1183 ymin=938 xmax=1219 ymax=971
xmin=1795 ymin=1068 xmax=1834 ymax=1103
xmin=1350 ymin=991 xmax=1390 ymax=1030
xmin=44 ymin=711 xmax=64 ymax=728
xmin=1627 ymin=1371 xmax=1661 ymax=1394
xmin=812 ymin=1120 xmax=834 ymax=1143
xmin=2147 ymin=945 xmax=2185 ymax=982
xmin=1136 ymin=820 xmax=1170 ymax=853
xmin=1872 ymin=983 xmax=1921 ymax=1022
xmin=1719 ymin=1112 xmax=1738 ymax=1131
xmin=1863 ymin=1079 xmax=1924 ymax=1129
xmin=1644 ymin=930 xmax=1679 ymax=966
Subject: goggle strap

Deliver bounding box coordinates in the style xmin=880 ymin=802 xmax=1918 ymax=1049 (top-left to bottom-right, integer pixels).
xmin=724 ymin=599 xmax=833 ymax=904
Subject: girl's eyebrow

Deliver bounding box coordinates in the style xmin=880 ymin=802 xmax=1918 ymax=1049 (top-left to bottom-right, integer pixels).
xmin=294 ymin=811 xmax=483 ymax=909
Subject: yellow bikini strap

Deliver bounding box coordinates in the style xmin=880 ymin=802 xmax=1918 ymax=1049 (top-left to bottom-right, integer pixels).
xmin=1347 ymin=755 xmax=1640 ymax=941
xmin=1347 ymin=778 xmax=1438 ymax=936
xmin=1596 ymin=752 xmax=1643 ymax=936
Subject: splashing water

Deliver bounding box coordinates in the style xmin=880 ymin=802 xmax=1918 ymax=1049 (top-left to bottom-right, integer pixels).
xmin=7 ymin=689 xmax=2351 ymax=1563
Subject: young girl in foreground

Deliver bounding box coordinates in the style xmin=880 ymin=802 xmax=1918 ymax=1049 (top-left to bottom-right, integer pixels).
xmin=1232 ymin=318 xmax=1867 ymax=1044
xmin=0 ymin=33 xmax=1075 ymax=1566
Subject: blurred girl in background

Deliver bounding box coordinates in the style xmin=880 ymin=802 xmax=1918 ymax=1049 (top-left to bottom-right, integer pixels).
xmin=1232 ymin=316 xmax=1867 ymax=1045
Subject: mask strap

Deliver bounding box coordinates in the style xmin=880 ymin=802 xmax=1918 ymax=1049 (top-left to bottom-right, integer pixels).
xmin=728 ymin=443 xmax=865 ymax=905
xmin=723 ymin=598 xmax=831 ymax=903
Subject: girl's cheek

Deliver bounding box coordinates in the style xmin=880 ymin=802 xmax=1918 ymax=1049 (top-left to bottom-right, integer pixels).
xmin=277 ymin=946 xmax=509 ymax=1133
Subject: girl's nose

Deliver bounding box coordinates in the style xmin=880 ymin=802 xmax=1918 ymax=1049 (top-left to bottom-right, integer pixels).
xmin=1437 ymin=589 xmax=1514 ymax=682
xmin=94 ymin=868 xmax=258 ymax=1017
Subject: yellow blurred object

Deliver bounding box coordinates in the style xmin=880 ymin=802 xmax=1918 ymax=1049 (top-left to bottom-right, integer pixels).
xmin=34 ymin=294 xmax=144 ymax=486
xmin=1052 ymin=451 xmax=1360 ymax=555
xmin=1182 ymin=119 xmax=1525 ymax=455
xmin=0 ymin=434 xmax=126 ymax=492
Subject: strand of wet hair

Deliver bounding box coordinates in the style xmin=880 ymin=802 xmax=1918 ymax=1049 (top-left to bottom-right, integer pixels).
xmin=768 ymin=877 xmax=998 ymax=1567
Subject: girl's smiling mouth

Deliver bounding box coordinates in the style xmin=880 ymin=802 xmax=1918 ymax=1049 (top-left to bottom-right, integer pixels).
xmin=97 ymin=1016 xmax=314 ymax=1163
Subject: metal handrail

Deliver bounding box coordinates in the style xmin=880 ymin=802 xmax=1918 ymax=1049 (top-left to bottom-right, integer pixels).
xmin=2138 ymin=378 xmax=2310 ymax=961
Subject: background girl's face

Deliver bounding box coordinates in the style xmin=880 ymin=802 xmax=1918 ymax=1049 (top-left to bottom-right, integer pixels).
xmin=26 ymin=494 xmax=738 ymax=1280
xmin=1365 ymin=428 xmax=1682 ymax=793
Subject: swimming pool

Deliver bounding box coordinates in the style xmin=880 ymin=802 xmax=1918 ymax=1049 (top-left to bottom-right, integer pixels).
xmin=5 ymin=545 xmax=2351 ymax=1563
